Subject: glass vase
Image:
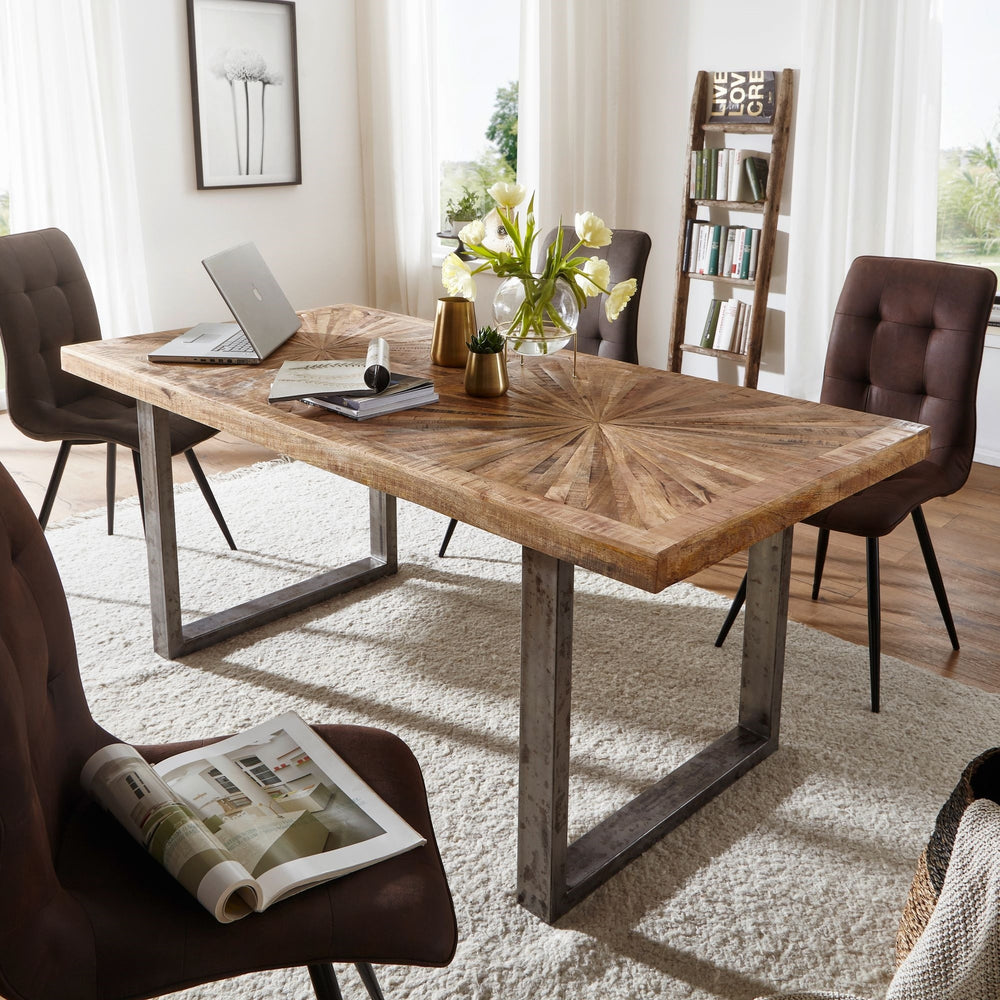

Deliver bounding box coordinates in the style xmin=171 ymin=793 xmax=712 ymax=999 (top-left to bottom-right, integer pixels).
xmin=492 ymin=275 xmax=579 ymax=356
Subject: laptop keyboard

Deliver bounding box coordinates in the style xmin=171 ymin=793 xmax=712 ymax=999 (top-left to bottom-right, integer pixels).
xmin=212 ymin=330 xmax=255 ymax=354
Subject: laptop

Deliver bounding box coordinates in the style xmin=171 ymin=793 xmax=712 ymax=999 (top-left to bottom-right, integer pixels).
xmin=148 ymin=242 xmax=301 ymax=364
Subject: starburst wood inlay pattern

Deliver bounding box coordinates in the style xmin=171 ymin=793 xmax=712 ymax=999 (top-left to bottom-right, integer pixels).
xmin=62 ymin=304 xmax=929 ymax=592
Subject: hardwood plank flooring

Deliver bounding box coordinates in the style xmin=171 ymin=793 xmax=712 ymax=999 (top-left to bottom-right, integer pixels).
xmin=2 ymin=410 xmax=998 ymax=695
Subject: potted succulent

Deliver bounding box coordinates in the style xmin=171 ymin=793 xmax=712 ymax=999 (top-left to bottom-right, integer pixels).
xmin=464 ymin=325 xmax=508 ymax=397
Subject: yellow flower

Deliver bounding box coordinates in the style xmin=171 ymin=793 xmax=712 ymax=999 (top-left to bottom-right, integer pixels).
xmin=442 ymin=253 xmax=476 ymax=300
xmin=604 ymin=279 xmax=637 ymax=321
xmin=488 ymin=181 xmax=527 ymax=209
xmin=575 ymin=256 xmax=611 ymax=298
xmin=458 ymin=220 xmax=485 ymax=246
xmin=575 ymin=211 xmax=612 ymax=248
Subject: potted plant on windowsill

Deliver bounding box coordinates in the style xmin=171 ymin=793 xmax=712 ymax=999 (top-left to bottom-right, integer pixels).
xmin=445 ymin=187 xmax=481 ymax=236
xmin=464 ymin=325 xmax=508 ymax=397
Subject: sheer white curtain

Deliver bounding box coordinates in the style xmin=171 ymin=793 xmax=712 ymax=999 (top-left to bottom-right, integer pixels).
xmin=518 ymin=0 xmax=627 ymax=226
xmin=355 ymin=0 xmax=438 ymax=319
xmin=785 ymin=0 xmax=943 ymax=400
xmin=0 ymin=0 xmax=151 ymax=339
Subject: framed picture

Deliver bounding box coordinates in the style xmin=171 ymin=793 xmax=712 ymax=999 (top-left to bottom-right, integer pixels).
xmin=186 ymin=0 xmax=302 ymax=189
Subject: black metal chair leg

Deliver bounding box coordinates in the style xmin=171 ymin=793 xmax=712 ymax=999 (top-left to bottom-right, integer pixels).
xmin=811 ymin=527 xmax=830 ymax=599
xmin=911 ymin=506 xmax=959 ymax=650
xmin=184 ymin=449 xmax=237 ymax=550
xmin=307 ymin=964 xmax=344 ymax=1000
xmin=106 ymin=443 xmax=117 ymax=535
xmin=714 ymin=572 xmax=747 ymax=647
xmin=439 ymin=517 xmax=458 ymax=557
xmin=38 ymin=441 xmax=73 ymax=529
xmin=866 ymin=536 xmax=881 ymax=713
xmin=130 ymin=450 xmax=146 ymax=528
xmin=355 ymin=962 xmax=386 ymax=1000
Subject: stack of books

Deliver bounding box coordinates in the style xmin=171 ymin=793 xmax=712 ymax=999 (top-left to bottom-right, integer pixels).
xmin=268 ymin=337 xmax=438 ymax=420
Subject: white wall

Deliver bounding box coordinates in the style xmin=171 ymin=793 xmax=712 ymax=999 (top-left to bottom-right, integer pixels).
xmin=118 ymin=0 xmax=367 ymax=332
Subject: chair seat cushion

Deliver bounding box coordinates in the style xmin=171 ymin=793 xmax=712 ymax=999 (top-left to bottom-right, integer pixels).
xmin=53 ymin=724 xmax=456 ymax=1000
xmin=805 ymin=460 xmax=956 ymax=538
xmin=16 ymin=389 xmax=217 ymax=455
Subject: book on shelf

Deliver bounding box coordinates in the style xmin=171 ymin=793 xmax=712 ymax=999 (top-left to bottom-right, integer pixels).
xmin=714 ymin=299 xmax=740 ymax=352
xmin=700 ymin=298 xmax=722 ymax=348
xmin=706 ymin=225 xmax=723 ymax=276
xmin=707 ymin=70 xmax=777 ymax=124
xmin=744 ymin=155 xmax=769 ymax=202
xmin=306 ymin=373 xmax=438 ymax=421
xmin=747 ymin=229 xmax=761 ymax=280
xmin=269 ymin=337 xmax=392 ymax=402
xmin=80 ymin=710 xmax=426 ymax=924
xmin=721 ymin=228 xmax=736 ymax=278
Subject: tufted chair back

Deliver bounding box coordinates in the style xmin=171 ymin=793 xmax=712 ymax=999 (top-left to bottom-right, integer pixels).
xmin=543 ymin=226 xmax=652 ymax=363
xmin=0 ymin=461 xmax=112 ymax=995
xmin=0 ymin=228 xmax=137 ymax=442
xmin=818 ymin=255 xmax=996 ymax=508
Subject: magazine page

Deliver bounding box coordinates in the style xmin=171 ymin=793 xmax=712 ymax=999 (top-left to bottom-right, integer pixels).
xmin=268 ymin=337 xmax=391 ymax=401
xmin=153 ymin=710 xmax=427 ymax=910
xmin=81 ymin=744 xmax=260 ymax=922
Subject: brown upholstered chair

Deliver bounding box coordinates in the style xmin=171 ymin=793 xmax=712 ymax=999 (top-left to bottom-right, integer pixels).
xmin=438 ymin=226 xmax=652 ymax=556
xmin=0 ymin=456 xmax=457 ymax=1000
xmin=715 ymin=256 xmax=997 ymax=712
xmin=0 ymin=227 xmax=235 ymax=546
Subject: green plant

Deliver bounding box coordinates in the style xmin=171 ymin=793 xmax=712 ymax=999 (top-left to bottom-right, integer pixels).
xmin=445 ymin=187 xmax=480 ymax=221
xmin=467 ymin=325 xmax=506 ymax=354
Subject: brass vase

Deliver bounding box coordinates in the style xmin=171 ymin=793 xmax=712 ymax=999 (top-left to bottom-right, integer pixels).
xmin=430 ymin=297 xmax=476 ymax=367
xmin=464 ymin=350 xmax=509 ymax=397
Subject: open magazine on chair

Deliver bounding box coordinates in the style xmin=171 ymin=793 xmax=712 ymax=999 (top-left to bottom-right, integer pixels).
xmin=80 ymin=710 xmax=425 ymax=923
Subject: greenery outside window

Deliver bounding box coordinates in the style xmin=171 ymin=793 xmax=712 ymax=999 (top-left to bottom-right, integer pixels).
xmin=936 ymin=2 xmax=1000 ymax=282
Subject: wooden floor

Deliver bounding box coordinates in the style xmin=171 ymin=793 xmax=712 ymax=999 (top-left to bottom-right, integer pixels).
xmin=2 ymin=411 xmax=998 ymax=696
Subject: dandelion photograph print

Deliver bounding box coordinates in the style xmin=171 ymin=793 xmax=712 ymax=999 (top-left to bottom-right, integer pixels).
xmin=187 ymin=0 xmax=302 ymax=188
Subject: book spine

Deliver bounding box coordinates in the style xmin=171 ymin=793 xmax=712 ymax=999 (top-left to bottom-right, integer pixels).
xmin=745 ymin=157 xmax=764 ymax=202
xmin=707 ymin=225 xmax=722 ymax=276
xmin=689 ymin=152 xmax=698 ymax=199
xmin=681 ymin=218 xmax=694 ymax=272
xmin=717 ymin=149 xmax=729 ymax=200
xmin=700 ymin=298 xmax=721 ymax=348
xmin=740 ymin=228 xmax=753 ymax=279
xmin=722 ymin=228 xmax=736 ymax=278
xmin=748 ymin=229 xmax=760 ymax=280
xmin=707 ymin=150 xmax=717 ymax=200
xmin=696 ymin=224 xmax=710 ymax=274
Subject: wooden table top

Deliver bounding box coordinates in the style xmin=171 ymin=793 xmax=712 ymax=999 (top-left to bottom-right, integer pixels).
xmin=62 ymin=303 xmax=930 ymax=592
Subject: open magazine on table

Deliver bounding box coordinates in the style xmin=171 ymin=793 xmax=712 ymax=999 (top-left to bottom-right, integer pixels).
xmin=80 ymin=710 xmax=425 ymax=923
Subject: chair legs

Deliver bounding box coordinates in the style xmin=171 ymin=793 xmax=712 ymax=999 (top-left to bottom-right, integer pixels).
xmin=911 ymin=506 xmax=960 ymax=650
xmin=715 ymin=510 xmax=959 ymax=715
xmin=865 ymin=536 xmax=881 ymax=714
xmin=811 ymin=527 xmax=830 ymax=599
xmin=439 ymin=517 xmax=459 ymax=557
xmin=130 ymin=449 xmax=237 ymax=550
xmin=106 ymin=443 xmax=117 ymax=535
xmin=38 ymin=441 xmax=73 ymax=529
xmin=183 ymin=449 xmax=238 ymax=550
xmin=714 ymin=572 xmax=747 ymax=647
xmin=308 ymin=963 xmax=385 ymax=1000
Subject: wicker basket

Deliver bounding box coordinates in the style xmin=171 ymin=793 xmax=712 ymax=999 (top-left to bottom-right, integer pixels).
xmin=895 ymin=746 xmax=1000 ymax=965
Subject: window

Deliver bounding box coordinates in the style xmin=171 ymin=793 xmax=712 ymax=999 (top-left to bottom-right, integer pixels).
xmin=436 ymin=2 xmax=519 ymax=235
xmin=207 ymin=766 xmax=241 ymax=795
xmin=936 ymin=1 xmax=1000 ymax=281
xmin=236 ymin=755 xmax=282 ymax=787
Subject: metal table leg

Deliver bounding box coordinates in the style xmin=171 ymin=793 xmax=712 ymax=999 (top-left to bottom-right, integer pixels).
xmin=517 ymin=527 xmax=793 ymax=923
xmin=137 ymin=401 xmax=398 ymax=659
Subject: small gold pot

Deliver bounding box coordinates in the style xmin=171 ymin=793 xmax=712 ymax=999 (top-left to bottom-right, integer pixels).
xmin=430 ymin=297 xmax=476 ymax=367
xmin=464 ymin=350 xmax=509 ymax=397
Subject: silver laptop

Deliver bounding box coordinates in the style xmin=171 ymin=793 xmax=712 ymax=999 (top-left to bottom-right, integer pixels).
xmin=148 ymin=242 xmax=301 ymax=364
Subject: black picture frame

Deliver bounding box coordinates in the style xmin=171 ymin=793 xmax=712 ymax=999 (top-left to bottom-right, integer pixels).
xmin=186 ymin=0 xmax=302 ymax=189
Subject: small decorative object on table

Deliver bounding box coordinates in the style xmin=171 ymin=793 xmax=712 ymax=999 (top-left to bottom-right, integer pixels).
xmin=430 ymin=296 xmax=477 ymax=368
xmin=441 ymin=182 xmax=638 ymax=369
xmin=464 ymin=325 xmax=509 ymax=397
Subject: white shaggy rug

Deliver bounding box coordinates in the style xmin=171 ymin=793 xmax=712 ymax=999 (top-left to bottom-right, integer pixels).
xmin=45 ymin=458 xmax=1000 ymax=1000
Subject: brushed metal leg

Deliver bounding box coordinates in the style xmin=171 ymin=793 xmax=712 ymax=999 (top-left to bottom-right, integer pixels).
xmin=137 ymin=401 xmax=398 ymax=659
xmin=516 ymin=527 xmax=793 ymax=923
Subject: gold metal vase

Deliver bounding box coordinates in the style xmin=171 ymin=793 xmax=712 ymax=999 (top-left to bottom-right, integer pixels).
xmin=431 ymin=296 xmax=476 ymax=367
xmin=464 ymin=350 xmax=509 ymax=397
